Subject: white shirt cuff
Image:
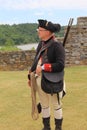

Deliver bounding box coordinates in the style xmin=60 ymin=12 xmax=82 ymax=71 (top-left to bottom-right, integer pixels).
xmin=41 ymin=65 xmax=44 ymax=70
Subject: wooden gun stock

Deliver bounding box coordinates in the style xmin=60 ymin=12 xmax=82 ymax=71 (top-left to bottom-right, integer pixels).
xmin=63 ymin=18 xmax=74 ymax=47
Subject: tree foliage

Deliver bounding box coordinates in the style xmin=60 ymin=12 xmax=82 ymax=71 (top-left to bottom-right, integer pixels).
xmin=0 ymin=23 xmax=65 ymax=46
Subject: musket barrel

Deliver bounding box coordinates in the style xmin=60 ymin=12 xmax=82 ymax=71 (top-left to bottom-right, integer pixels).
xmin=63 ymin=18 xmax=74 ymax=47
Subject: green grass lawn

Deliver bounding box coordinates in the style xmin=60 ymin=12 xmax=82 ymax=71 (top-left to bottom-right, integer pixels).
xmin=0 ymin=66 xmax=87 ymax=130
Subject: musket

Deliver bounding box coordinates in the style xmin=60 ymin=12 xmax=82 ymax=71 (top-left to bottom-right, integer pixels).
xmin=63 ymin=18 xmax=74 ymax=47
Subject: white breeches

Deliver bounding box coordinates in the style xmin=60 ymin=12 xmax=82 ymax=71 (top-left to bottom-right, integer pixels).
xmin=36 ymin=75 xmax=63 ymax=119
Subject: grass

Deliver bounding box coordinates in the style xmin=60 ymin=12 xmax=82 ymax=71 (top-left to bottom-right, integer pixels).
xmin=0 ymin=46 xmax=20 ymax=51
xmin=0 ymin=66 xmax=87 ymax=130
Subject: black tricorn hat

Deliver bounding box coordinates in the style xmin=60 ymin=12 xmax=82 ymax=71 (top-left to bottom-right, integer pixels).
xmin=38 ymin=19 xmax=61 ymax=32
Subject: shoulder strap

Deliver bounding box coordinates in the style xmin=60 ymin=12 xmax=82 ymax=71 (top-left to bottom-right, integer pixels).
xmin=35 ymin=40 xmax=53 ymax=63
xmin=31 ymin=40 xmax=53 ymax=71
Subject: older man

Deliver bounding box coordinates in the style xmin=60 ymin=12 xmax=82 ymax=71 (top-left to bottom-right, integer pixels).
xmin=28 ymin=19 xmax=65 ymax=130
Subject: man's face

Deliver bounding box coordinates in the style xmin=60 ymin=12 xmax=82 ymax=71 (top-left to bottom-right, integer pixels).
xmin=37 ymin=27 xmax=51 ymax=40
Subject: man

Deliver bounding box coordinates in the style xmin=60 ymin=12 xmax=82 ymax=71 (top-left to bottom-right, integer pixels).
xmin=28 ymin=19 xmax=65 ymax=130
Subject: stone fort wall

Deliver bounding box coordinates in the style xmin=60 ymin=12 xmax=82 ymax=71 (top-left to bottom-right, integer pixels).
xmin=0 ymin=17 xmax=87 ymax=70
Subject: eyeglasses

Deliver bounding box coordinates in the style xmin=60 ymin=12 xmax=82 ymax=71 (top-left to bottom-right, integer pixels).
xmin=36 ymin=29 xmax=47 ymax=32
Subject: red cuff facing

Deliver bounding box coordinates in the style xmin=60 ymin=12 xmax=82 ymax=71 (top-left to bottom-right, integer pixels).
xmin=44 ymin=64 xmax=52 ymax=72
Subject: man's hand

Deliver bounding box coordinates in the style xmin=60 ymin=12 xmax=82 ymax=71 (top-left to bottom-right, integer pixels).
xmin=28 ymin=79 xmax=31 ymax=87
xmin=36 ymin=66 xmax=42 ymax=75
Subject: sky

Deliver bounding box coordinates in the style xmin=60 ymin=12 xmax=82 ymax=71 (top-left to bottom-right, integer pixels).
xmin=0 ymin=0 xmax=87 ymax=26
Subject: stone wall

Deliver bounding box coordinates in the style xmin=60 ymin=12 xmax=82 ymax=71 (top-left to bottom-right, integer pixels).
xmin=0 ymin=17 xmax=87 ymax=70
xmin=0 ymin=50 xmax=36 ymax=70
xmin=65 ymin=17 xmax=87 ymax=66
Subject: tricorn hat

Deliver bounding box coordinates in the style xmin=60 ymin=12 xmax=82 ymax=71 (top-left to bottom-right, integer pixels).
xmin=38 ymin=19 xmax=61 ymax=32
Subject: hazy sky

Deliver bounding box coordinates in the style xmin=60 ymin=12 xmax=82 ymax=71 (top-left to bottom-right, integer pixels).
xmin=0 ymin=0 xmax=87 ymax=25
